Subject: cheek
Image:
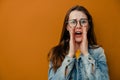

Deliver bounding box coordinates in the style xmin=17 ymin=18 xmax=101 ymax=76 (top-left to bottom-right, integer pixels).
xmin=82 ymin=25 xmax=89 ymax=32
xmin=85 ymin=24 xmax=89 ymax=32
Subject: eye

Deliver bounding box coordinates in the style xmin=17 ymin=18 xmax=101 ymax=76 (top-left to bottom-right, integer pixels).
xmin=68 ymin=19 xmax=77 ymax=27
xmin=80 ymin=20 xmax=87 ymax=24
xmin=69 ymin=20 xmax=76 ymax=24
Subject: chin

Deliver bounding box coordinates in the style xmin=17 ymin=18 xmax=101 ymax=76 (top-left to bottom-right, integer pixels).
xmin=75 ymin=38 xmax=82 ymax=43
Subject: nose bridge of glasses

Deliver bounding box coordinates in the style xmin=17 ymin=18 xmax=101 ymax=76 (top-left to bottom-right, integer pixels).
xmin=76 ymin=20 xmax=82 ymax=28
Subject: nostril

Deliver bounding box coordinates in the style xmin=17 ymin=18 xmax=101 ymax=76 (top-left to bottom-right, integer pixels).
xmin=76 ymin=26 xmax=82 ymax=29
xmin=76 ymin=23 xmax=82 ymax=28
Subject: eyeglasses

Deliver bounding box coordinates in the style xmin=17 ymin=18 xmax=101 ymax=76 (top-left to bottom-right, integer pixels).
xmin=67 ymin=18 xmax=88 ymax=27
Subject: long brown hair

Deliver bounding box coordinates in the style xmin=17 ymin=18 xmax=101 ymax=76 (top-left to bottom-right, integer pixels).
xmin=48 ymin=5 xmax=99 ymax=72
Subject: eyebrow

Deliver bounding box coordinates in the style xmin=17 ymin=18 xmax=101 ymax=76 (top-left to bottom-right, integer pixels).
xmin=69 ymin=18 xmax=88 ymax=21
xmin=80 ymin=18 xmax=88 ymax=20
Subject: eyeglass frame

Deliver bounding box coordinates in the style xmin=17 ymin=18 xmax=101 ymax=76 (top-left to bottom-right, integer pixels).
xmin=67 ymin=18 xmax=89 ymax=27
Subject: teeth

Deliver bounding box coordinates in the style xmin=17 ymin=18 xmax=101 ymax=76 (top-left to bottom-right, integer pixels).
xmin=76 ymin=32 xmax=82 ymax=34
xmin=76 ymin=32 xmax=80 ymax=33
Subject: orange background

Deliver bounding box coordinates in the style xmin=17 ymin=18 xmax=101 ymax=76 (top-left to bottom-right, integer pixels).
xmin=0 ymin=0 xmax=120 ymax=80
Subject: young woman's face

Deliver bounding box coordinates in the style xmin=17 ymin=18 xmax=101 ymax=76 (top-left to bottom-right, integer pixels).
xmin=68 ymin=10 xmax=89 ymax=43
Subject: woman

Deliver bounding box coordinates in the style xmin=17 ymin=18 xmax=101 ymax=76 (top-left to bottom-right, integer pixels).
xmin=48 ymin=5 xmax=109 ymax=80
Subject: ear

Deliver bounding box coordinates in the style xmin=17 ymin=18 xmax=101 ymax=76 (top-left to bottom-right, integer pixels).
xmin=87 ymin=25 xmax=90 ymax=31
xmin=66 ymin=25 xmax=69 ymax=31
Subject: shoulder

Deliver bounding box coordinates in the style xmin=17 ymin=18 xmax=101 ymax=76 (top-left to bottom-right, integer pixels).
xmin=89 ymin=46 xmax=106 ymax=60
xmin=89 ymin=45 xmax=104 ymax=53
xmin=92 ymin=46 xmax=104 ymax=54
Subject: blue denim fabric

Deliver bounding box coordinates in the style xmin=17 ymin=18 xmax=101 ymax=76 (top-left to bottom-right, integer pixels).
xmin=48 ymin=47 xmax=109 ymax=80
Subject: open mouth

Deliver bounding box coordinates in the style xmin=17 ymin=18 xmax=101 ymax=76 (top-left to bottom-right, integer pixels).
xmin=75 ymin=31 xmax=82 ymax=36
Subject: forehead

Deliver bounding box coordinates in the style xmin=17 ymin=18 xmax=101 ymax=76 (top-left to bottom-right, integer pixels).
xmin=69 ymin=10 xmax=87 ymax=20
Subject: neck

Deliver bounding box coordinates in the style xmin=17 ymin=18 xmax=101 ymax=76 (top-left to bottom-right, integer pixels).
xmin=75 ymin=42 xmax=81 ymax=51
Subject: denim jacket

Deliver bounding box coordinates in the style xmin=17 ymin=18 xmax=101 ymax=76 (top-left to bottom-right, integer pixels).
xmin=48 ymin=47 xmax=109 ymax=80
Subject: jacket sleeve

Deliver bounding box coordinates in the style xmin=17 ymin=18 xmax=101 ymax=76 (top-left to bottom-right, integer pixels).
xmin=48 ymin=56 xmax=75 ymax=80
xmin=81 ymin=47 xmax=109 ymax=80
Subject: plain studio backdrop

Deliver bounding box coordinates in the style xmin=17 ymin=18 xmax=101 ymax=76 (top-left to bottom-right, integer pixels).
xmin=0 ymin=0 xmax=120 ymax=80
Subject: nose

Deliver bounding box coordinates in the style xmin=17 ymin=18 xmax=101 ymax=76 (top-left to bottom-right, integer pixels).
xmin=76 ymin=21 xmax=82 ymax=28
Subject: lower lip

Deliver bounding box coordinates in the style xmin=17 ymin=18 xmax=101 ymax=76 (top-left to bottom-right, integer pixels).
xmin=75 ymin=34 xmax=82 ymax=37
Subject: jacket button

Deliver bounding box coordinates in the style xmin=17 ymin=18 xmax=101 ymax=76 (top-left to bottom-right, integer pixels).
xmin=67 ymin=60 xmax=70 ymax=62
xmin=88 ymin=57 xmax=91 ymax=60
